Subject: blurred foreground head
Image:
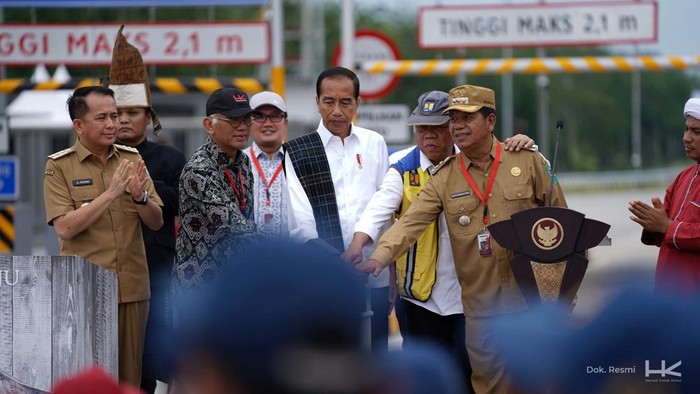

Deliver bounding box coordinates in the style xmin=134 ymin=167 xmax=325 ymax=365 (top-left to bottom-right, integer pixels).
xmin=491 ymin=286 xmax=700 ymax=394
xmin=173 ymin=239 xmax=371 ymax=394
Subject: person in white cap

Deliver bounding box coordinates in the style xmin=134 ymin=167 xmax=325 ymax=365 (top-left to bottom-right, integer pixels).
xmin=244 ymin=91 xmax=290 ymax=238
xmin=629 ymin=97 xmax=700 ymax=294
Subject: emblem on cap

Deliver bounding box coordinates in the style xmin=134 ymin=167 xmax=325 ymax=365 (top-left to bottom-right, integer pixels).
xmin=459 ymin=215 xmax=470 ymax=226
xmin=423 ymin=101 xmax=435 ymax=112
xmin=233 ymin=94 xmax=247 ymax=102
xmin=452 ymin=89 xmax=470 ymax=105
xmin=511 ymin=167 xmax=522 ymax=177
xmin=531 ymin=218 xmax=564 ymax=250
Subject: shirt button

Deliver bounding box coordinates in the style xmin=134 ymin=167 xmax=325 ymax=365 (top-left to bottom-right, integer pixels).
xmin=460 ymin=206 xmax=465 ymax=212
xmin=517 ymin=192 xmax=522 ymax=197
xmin=488 ymin=193 xmax=493 ymax=198
xmin=500 ymin=277 xmax=508 ymax=283
xmin=491 ymin=213 xmax=496 ymax=218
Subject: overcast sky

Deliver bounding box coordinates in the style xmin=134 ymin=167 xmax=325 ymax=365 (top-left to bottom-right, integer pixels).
xmin=358 ymin=0 xmax=694 ymax=56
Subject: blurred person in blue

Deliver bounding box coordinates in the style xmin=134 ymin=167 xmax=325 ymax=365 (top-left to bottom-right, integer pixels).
xmin=377 ymin=340 xmax=469 ymax=394
xmin=344 ymin=90 xmax=535 ymax=391
xmin=629 ymin=97 xmax=700 ymax=294
xmin=108 ymin=26 xmax=187 ymax=392
xmin=490 ymin=286 xmax=700 ymax=394
xmin=170 ymin=239 xmax=374 ymax=394
xmin=284 ymin=66 xmax=392 ymax=352
xmin=244 ymin=91 xmax=290 ymax=238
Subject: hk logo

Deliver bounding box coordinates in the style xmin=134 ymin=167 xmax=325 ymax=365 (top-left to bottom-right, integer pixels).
xmin=645 ymin=360 xmax=682 ymax=378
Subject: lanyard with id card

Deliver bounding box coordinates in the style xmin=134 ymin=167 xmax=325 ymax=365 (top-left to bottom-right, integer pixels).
xmin=459 ymin=141 xmax=502 ymax=257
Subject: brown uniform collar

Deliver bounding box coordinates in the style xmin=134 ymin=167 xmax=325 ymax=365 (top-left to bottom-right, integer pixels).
xmin=74 ymin=139 xmax=118 ymax=163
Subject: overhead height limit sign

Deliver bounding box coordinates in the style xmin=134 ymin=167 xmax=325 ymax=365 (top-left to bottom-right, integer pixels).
xmin=332 ymin=30 xmax=400 ymax=100
xmin=418 ymin=1 xmax=657 ymax=49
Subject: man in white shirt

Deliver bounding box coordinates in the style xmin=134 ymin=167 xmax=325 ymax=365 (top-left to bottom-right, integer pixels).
xmin=345 ymin=91 xmax=534 ymax=390
xmin=245 ymin=91 xmax=289 ymax=238
xmin=284 ymin=66 xmax=391 ymax=352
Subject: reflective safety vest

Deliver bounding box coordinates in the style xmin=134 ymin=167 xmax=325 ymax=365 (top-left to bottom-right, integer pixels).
xmin=392 ymin=147 xmax=439 ymax=302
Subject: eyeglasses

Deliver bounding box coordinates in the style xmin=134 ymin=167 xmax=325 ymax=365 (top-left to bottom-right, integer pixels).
xmin=210 ymin=115 xmax=254 ymax=128
xmin=252 ymin=112 xmax=287 ymax=124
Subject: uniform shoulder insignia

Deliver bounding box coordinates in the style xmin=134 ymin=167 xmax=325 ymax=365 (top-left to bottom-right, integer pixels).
xmin=115 ymin=144 xmax=139 ymax=154
xmin=430 ymin=155 xmax=454 ymax=175
xmin=47 ymin=147 xmax=75 ymax=160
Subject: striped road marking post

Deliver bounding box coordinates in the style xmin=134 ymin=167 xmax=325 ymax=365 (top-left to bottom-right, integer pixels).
xmin=0 ymin=206 xmax=14 ymax=253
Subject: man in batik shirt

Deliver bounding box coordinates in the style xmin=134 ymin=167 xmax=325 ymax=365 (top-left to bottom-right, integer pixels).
xmin=174 ymin=88 xmax=259 ymax=295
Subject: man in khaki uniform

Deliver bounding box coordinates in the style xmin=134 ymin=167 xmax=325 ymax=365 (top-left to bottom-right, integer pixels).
xmin=359 ymin=84 xmax=566 ymax=394
xmin=44 ymin=85 xmax=163 ymax=386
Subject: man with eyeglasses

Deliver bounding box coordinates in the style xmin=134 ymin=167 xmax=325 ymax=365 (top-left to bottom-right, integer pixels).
xmin=174 ymin=87 xmax=259 ymax=296
xmin=244 ymin=91 xmax=290 ymax=238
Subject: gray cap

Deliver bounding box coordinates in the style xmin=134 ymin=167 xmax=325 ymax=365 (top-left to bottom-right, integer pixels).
xmin=406 ymin=90 xmax=450 ymax=126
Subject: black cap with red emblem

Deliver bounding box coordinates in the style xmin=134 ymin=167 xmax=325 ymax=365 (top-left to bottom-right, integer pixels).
xmin=206 ymin=87 xmax=254 ymax=118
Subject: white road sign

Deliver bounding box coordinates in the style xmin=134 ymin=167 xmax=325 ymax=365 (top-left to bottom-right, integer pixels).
xmin=355 ymin=104 xmax=410 ymax=144
xmin=0 ymin=22 xmax=270 ymax=65
xmin=418 ymin=1 xmax=657 ymax=49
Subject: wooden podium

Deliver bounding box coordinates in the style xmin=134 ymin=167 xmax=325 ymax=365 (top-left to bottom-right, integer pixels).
xmin=0 ymin=255 xmax=118 ymax=392
xmin=488 ymin=207 xmax=610 ymax=308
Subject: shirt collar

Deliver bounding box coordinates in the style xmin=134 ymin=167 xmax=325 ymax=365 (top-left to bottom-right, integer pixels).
xmin=250 ymin=142 xmax=284 ymax=160
xmin=460 ymin=136 xmax=500 ymax=167
xmin=74 ymin=139 xmax=117 ymax=162
xmin=204 ymin=137 xmax=240 ymax=166
xmin=418 ymin=144 xmax=459 ymax=172
xmin=317 ymin=120 xmax=359 ymax=147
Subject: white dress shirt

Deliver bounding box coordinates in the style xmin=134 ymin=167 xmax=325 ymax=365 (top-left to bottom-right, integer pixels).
xmin=355 ymin=145 xmax=463 ymax=315
xmin=286 ymin=121 xmax=390 ymax=287
xmin=244 ymin=142 xmax=289 ymax=238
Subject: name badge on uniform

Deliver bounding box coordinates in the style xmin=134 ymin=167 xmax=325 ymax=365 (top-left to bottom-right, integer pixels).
xmin=72 ymin=178 xmax=93 ymax=187
xmin=478 ymin=231 xmax=493 ymax=257
xmin=264 ymin=213 xmax=274 ymax=225
xmin=450 ymin=190 xmax=471 ymax=199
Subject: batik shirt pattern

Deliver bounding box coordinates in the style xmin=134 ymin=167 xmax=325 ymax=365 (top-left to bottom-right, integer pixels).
xmin=174 ymin=137 xmax=258 ymax=295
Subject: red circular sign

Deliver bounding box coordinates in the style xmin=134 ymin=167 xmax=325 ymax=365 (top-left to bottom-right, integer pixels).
xmin=332 ymin=30 xmax=400 ymax=100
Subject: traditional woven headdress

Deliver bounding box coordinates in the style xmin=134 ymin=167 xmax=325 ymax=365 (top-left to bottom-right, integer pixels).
xmin=108 ymin=25 xmax=162 ymax=134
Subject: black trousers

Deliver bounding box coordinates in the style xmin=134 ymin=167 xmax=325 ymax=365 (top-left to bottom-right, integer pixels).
xmin=397 ymin=298 xmax=474 ymax=394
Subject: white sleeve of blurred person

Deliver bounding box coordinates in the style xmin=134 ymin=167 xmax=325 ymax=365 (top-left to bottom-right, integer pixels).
xmin=285 ymin=153 xmax=320 ymax=243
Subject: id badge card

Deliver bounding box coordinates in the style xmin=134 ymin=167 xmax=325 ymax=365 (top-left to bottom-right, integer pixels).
xmin=264 ymin=213 xmax=274 ymax=224
xmin=478 ymin=231 xmax=493 ymax=257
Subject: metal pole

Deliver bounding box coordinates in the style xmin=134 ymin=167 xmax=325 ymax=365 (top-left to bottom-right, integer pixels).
xmin=501 ymin=47 xmax=514 ymax=138
xmin=270 ymin=0 xmax=285 ymax=97
xmin=341 ymin=0 xmax=355 ymax=69
xmin=0 ymin=6 xmax=6 ymax=152
xmin=455 ymin=48 xmax=467 ymax=86
xmin=631 ymin=47 xmax=642 ymax=168
xmin=536 ymin=47 xmax=550 ymax=157
xmin=208 ymin=6 xmax=218 ymax=78
xmin=148 ymin=7 xmax=157 ymax=78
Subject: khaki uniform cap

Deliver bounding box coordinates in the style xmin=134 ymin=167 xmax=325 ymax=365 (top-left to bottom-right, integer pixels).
xmin=444 ymin=85 xmax=497 ymax=113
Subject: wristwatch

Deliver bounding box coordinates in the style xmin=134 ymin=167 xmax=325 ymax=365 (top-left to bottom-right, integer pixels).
xmin=132 ymin=190 xmax=149 ymax=205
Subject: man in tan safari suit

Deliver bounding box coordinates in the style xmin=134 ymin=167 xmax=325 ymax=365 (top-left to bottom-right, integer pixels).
xmin=44 ymin=85 xmax=163 ymax=386
xmin=358 ymin=84 xmax=567 ymax=394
